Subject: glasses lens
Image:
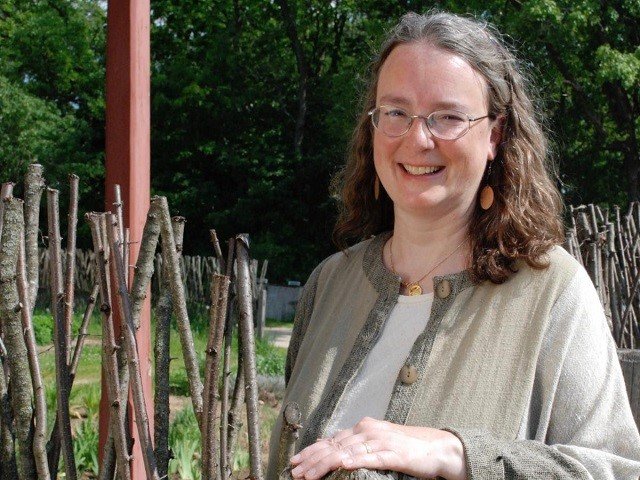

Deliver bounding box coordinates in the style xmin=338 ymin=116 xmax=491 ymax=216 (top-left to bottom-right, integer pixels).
xmin=429 ymin=110 xmax=469 ymax=140
xmin=374 ymin=106 xmax=411 ymax=137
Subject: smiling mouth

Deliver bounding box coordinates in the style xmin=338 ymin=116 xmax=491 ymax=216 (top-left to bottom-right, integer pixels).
xmin=402 ymin=164 xmax=444 ymax=175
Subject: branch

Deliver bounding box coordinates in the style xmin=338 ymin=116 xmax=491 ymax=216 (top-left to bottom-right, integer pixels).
xmin=0 ymin=197 xmax=36 ymax=479
xmin=113 ymin=185 xmax=125 ymax=275
xmin=105 ymin=213 xmax=159 ymax=480
xmin=63 ymin=174 xmax=79 ymax=364
xmin=86 ymin=213 xmax=131 ymax=480
xmin=47 ymin=283 xmax=100 ymax=471
xmin=0 ymin=191 xmax=18 ymax=480
xmin=235 ymin=234 xmax=264 ymax=479
xmin=154 ymin=216 xmax=185 ymax=479
xmin=202 ymin=274 xmax=230 ymax=480
xmin=156 ymin=196 xmax=204 ymax=425
xmin=220 ymin=238 xmax=236 ymax=478
xmin=277 ymin=402 xmax=302 ymax=478
xmin=23 ymin=164 xmax=45 ymax=312
xmin=0 ymin=337 xmax=18 ymax=479
xmin=130 ymin=201 xmax=162 ymax=329
xmin=210 ymin=229 xmax=225 ymax=273
xmin=45 ymin=189 xmax=76 ymax=479
xmin=0 ymin=183 xmax=14 ymax=247
xmin=17 ymin=219 xmax=50 ymax=479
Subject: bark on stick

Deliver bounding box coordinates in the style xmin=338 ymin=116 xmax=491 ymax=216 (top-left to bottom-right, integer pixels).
xmin=156 ymin=196 xmax=204 ymax=424
xmin=0 ymin=183 xmax=13 ymax=344
xmin=130 ymin=200 xmax=161 ymax=329
xmin=202 ymin=274 xmax=230 ymax=480
xmin=0 ymin=340 xmax=18 ymax=480
xmin=63 ymin=174 xmax=79 ymax=364
xmin=235 ymin=234 xmax=264 ymax=479
xmin=226 ymin=316 xmax=245 ymax=465
xmin=105 ymin=213 xmax=160 ymax=480
xmin=113 ymin=185 xmax=125 ymax=272
xmin=69 ymin=284 xmax=100 ymax=379
xmin=86 ymin=213 xmax=131 ymax=480
xmin=277 ymin=402 xmax=302 ymax=479
xmin=46 ymin=188 xmax=76 ymax=479
xmin=47 ymin=283 xmax=100 ymax=470
xmin=17 ymin=220 xmax=50 ymax=480
xmin=0 ymin=183 xmax=14 ymax=245
xmin=0 ymin=192 xmax=18 ymax=480
xmin=154 ymin=216 xmax=184 ymax=478
xmin=0 ymin=197 xmax=36 ymax=479
xmin=220 ymin=238 xmax=236 ymax=478
xmin=23 ymin=164 xmax=45 ymax=312
xmin=210 ymin=229 xmax=225 ymax=273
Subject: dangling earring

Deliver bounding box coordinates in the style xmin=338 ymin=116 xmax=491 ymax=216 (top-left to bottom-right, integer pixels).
xmin=480 ymin=161 xmax=494 ymax=210
xmin=374 ymin=175 xmax=380 ymax=200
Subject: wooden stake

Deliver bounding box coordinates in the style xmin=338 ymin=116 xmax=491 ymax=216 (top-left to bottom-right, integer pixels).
xmin=64 ymin=174 xmax=80 ymax=364
xmin=104 ymin=213 xmax=160 ymax=480
xmin=154 ymin=216 xmax=185 ymax=478
xmin=156 ymin=196 xmax=204 ymax=425
xmin=87 ymin=213 xmax=131 ymax=480
xmin=23 ymin=165 xmax=45 ymax=313
xmin=0 ymin=197 xmax=37 ymax=479
xmin=235 ymin=234 xmax=264 ymax=480
xmin=45 ymin=188 xmax=76 ymax=480
xmin=202 ymin=274 xmax=230 ymax=480
xmin=16 ymin=213 xmax=50 ymax=480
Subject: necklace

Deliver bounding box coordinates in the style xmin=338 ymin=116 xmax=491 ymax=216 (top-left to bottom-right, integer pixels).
xmin=388 ymin=236 xmax=467 ymax=296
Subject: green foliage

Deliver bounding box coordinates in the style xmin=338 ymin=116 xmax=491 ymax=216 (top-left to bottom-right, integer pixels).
xmin=2 ymin=0 xmax=639 ymax=280
xmin=73 ymin=418 xmax=99 ymax=476
xmin=32 ymin=311 xmax=54 ymax=345
xmin=0 ymin=0 xmax=105 ymax=246
xmin=168 ymin=406 xmax=201 ymax=480
xmin=255 ymin=337 xmax=287 ymax=377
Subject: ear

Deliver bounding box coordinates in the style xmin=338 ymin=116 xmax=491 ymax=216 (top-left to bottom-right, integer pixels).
xmin=487 ymin=117 xmax=504 ymax=160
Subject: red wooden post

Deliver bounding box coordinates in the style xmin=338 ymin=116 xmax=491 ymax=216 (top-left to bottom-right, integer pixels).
xmin=101 ymin=0 xmax=152 ymax=477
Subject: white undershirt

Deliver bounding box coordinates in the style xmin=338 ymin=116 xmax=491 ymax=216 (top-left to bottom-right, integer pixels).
xmin=325 ymin=292 xmax=434 ymax=436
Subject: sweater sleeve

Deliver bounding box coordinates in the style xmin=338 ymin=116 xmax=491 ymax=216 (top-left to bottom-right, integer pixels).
xmin=285 ymin=257 xmax=329 ymax=386
xmin=447 ymin=267 xmax=640 ymax=480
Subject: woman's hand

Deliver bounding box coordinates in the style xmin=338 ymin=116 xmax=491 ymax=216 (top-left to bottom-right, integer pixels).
xmin=289 ymin=417 xmax=467 ymax=480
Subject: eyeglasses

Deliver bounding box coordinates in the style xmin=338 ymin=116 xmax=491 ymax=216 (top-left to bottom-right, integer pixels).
xmin=369 ymin=105 xmax=492 ymax=140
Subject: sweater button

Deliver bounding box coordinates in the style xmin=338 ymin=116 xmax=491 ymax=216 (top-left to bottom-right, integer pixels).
xmin=435 ymin=279 xmax=451 ymax=299
xmin=399 ymin=365 xmax=418 ymax=384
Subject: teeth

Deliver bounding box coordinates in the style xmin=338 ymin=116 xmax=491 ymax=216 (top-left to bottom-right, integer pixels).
xmin=403 ymin=164 xmax=442 ymax=175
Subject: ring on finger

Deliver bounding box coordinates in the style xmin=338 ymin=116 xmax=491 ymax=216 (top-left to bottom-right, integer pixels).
xmin=363 ymin=442 xmax=373 ymax=454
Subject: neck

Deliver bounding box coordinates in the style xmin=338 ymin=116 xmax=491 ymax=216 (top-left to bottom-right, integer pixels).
xmin=386 ymin=208 xmax=472 ymax=292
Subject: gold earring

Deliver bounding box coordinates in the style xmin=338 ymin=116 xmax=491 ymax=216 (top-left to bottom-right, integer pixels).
xmin=480 ymin=162 xmax=494 ymax=210
xmin=374 ymin=175 xmax=380 ymax=200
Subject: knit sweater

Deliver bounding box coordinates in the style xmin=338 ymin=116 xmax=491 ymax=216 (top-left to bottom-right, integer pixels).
xmin=267 ymin=233 xmax=640 ymax=479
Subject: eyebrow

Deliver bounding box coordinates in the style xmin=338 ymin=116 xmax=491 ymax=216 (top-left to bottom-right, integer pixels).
xmin=377 ymin=95 xmax=471 ymax=112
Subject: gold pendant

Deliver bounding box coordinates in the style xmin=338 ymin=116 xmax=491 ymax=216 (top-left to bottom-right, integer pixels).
xmin=408 ymin=283 xmax=422 ymax=296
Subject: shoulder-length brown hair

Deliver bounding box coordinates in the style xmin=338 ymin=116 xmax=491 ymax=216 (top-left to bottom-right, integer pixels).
xmin=332 ymin=11 xmax=565 ymax=284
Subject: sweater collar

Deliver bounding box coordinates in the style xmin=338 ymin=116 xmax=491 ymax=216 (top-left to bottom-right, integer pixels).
xmin=363 ymin=231 xmax=474 ymax=297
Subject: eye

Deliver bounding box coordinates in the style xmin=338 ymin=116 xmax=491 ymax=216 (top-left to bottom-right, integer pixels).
xmin=384 ymin=107 xmax=409 ymax=118
xmin=434 ymin=111 xmax=466 ymax=123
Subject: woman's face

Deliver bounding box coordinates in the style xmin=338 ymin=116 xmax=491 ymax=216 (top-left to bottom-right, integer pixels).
xmin=373 ymin=42 xmax=501 ymax=220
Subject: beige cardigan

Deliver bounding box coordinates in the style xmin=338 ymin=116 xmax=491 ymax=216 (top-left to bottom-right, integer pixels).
xmin=267 ymin=233 xmax=640 ymax=479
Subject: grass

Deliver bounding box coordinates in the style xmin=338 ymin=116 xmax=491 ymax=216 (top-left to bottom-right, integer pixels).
xmin=35 ymin=300 xmax=286 ymax=478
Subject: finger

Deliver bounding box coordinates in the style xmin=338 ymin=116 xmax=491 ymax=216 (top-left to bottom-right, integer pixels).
xmin=290 ymin=438 xmax=335 ymax=465
xmin=291 ymin=444 xmax=346 ymax=480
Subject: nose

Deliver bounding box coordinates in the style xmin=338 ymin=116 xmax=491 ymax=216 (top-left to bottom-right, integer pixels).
xmin=405 ymin=117 xmax=436 ymax=148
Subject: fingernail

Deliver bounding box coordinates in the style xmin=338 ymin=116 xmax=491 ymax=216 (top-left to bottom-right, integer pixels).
xmin=343 ymin=458 xmax=354 ymax=466
xmin=291 ymin=466 xmax=302 ymax=476
xmin=290 ymin=454 xmax=301 ymax=463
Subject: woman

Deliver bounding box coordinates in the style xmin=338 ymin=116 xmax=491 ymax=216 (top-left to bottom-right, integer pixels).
xmin=267 ymin=11 xmax=640 ymax=480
